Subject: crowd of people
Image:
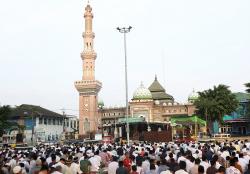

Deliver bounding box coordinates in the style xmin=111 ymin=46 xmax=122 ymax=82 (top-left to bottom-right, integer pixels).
xmin=1 ymin=140 xmax=250 ymax=174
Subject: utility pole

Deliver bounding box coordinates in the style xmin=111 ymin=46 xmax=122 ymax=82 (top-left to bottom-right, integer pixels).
xmin=117 ymin=26 xmax=132 ymax=145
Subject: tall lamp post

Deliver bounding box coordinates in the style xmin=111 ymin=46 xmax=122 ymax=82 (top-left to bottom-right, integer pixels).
xmin=23 ymin=110 xmax=36 ymax=146
xmin=117 ymin=26 xmax=132 ymax=145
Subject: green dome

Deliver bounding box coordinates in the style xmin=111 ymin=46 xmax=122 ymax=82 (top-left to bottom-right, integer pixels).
xmin=133 ymin=83 xmax=152 ymax=100
xmin=98 ymin=99 xmax=104 ymax=107
xmin=188 ymin=89 xmax=199 ymax=102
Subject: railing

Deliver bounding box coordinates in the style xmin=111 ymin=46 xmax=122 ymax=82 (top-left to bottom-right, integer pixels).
xmin=213 ymin=133 xmax=231 ymax=138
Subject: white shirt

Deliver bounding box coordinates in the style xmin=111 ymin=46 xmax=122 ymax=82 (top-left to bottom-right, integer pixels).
xmin=177 ymin=156 xmax=186 ymax=164
xmin=244 ymin=155 xmax=250 ymax=163
xmin=142 ymin=160 xmax=150 ymax=174
xmin=108 ymin=161 xmax=118 ymax=174
xmin=221 ymin=151 xmax=230 ymax=160
xmin=185 ymin=159 xmax=194 ymax=173
xmin=175 ymin=169 xmax=188 ymax=174
xmin=89 ymin=155 xmax=101 ymax=172
xmin=46 ymin=156 xmax=60 ymax=164
xmin=57 ymin=162 xmax=68 ymax=174
xmin=69 ymin=162 xmax=79 ymax=174
xmin=226 ymin=166 xmax=241 ymax=174
xmin=215 ymin=161 xmax=221 ymax=169
xmin=200 ymin=161 xmax=210 ymax=173
xmin=238 ymin=158 xmax=248 ymax=173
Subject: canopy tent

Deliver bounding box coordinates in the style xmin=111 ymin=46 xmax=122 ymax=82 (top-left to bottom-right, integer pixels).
xmin=170 ymin=115 xmax=206 ymax=126
xmin=223 ymin=115 xmax=234 ymax=121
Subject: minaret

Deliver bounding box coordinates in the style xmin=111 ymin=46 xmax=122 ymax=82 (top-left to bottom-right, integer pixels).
xmin=75 ymin=3 xmax=102 ymax=136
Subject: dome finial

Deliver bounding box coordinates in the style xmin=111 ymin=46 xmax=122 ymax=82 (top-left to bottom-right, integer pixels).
xmin=140 ymin=81 xmax=144 ymax=87
xmin=155 ymin=74 xmax=158 ymax=81
xmin=188 ymin=89 xmax=199 ymax=103
xmin=133 ymin=82 xmax=152 ymax=100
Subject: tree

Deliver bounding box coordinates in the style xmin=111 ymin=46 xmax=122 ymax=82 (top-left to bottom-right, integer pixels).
xmin=0 ymin=105 xmax=17 ymax=137
xmin=245 ymin=82 xmax=250 ymax=116
xmin=245 ymin=83 xmax=250 ymax=93
xmin=194 ymin=84 xmax=238 ymax=129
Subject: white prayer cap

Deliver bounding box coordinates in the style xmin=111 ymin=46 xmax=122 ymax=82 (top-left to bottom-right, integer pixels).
xmin=13 ymin=166 xmax=22 ymax=174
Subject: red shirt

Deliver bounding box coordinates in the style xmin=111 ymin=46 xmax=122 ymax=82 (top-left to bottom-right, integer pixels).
xmin=123 ymin=157 xmax=132 ymax=170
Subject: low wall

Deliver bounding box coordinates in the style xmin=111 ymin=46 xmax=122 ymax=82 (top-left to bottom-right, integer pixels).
xmin=140 ymin=131 xmax=172 ymax=143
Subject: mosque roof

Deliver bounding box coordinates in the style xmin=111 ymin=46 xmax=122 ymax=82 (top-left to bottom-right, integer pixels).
xmin=148 ymin=76 xmax=166 ymax=92
xmin=148 ymin=76 xmax=174 ymax=101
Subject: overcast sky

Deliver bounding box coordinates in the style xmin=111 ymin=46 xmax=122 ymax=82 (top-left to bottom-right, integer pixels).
xmin=1 ymin=0 xmax=250 ymax=116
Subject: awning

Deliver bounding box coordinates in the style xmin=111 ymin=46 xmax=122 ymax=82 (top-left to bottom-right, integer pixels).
xmin=223 ymin=115 xmax=234 ymax=121
xmin=170 ymin=115 xmax=206 ymax=126
xmin=118 ymin=117 xmax=145 ymax=124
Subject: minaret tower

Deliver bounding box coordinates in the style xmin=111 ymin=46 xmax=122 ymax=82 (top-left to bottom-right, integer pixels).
xmin=75 ymin=3 xmax=102 ymax=136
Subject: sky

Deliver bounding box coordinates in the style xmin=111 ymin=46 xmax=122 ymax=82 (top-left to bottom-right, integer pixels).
xmin=1 ymin=0 xmax=250 ymax=116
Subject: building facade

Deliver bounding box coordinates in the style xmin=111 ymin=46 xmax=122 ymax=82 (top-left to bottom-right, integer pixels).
xmin=216 ymin=92 xmax=250 ymax=135
xmin=63 ymin=115 xmax=79 ymax=140
xmin=100 ymin=77 xmax=197 ymax=139
xmin=3 ymin=104 xmax=65 ymax=144
xmin=75 ymin=4 xmax=102 ymax=137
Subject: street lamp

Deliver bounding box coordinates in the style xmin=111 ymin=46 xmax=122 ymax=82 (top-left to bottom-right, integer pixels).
xmin=23 ymin=110 xmax=38 ymax=146
xmin=117 ymin=26 xmax=132 ymax=145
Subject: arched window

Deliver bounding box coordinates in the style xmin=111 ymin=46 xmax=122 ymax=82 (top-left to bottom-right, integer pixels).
xmin=84 ymin=118 xmax=90 ymax=132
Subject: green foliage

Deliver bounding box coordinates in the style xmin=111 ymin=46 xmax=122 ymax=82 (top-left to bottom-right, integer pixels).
xmin=0 ymin=105 xmax=17 ymax=136
xmin=194 ymin=84 xmax=239 ymax=123
xmin=245 ymin=83 xmax=250 ymax=93
xmin=245 ymin=82 xmax=250 ymax=116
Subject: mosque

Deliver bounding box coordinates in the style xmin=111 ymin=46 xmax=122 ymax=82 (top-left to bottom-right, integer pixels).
xmin=98 ymin=77 xmax=200 ymax=141
xmin=75 ymin=2 xmax=201 ymax=141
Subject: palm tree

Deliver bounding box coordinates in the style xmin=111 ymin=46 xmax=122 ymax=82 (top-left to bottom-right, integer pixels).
xmin=195 ymin=84 xmax=238 ymax=133
xmin=245 ymin=83 xmax=250 ymax=116
xmin=245 ymin=83 xmax=250 ymax=93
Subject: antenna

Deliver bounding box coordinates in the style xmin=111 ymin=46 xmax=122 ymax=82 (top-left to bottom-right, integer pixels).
xmin=60 ymin=108 xmax=66 ymax=116
xmin=161 ymin=49 xmax=166 ymax=90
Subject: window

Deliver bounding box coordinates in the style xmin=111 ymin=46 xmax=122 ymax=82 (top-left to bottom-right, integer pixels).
xmin=67 ymin=121 xmax=69 ymax=127
xmin=44 ymin=118 xmax=47 ymax=125
xmin=71 ymin=121 xmax=73 ymax=128
xmin=84 ymin=118 xmax=90 ymax=132
xmin=48 ymin=119 xmax=51 ymax=125
xmin=39 ymin=118 xmax=43 ymax=124
xmin=74 ymin=121 xmax=76 ymax=128
xmin=53 ymin=119 xmax=56 ymax=125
